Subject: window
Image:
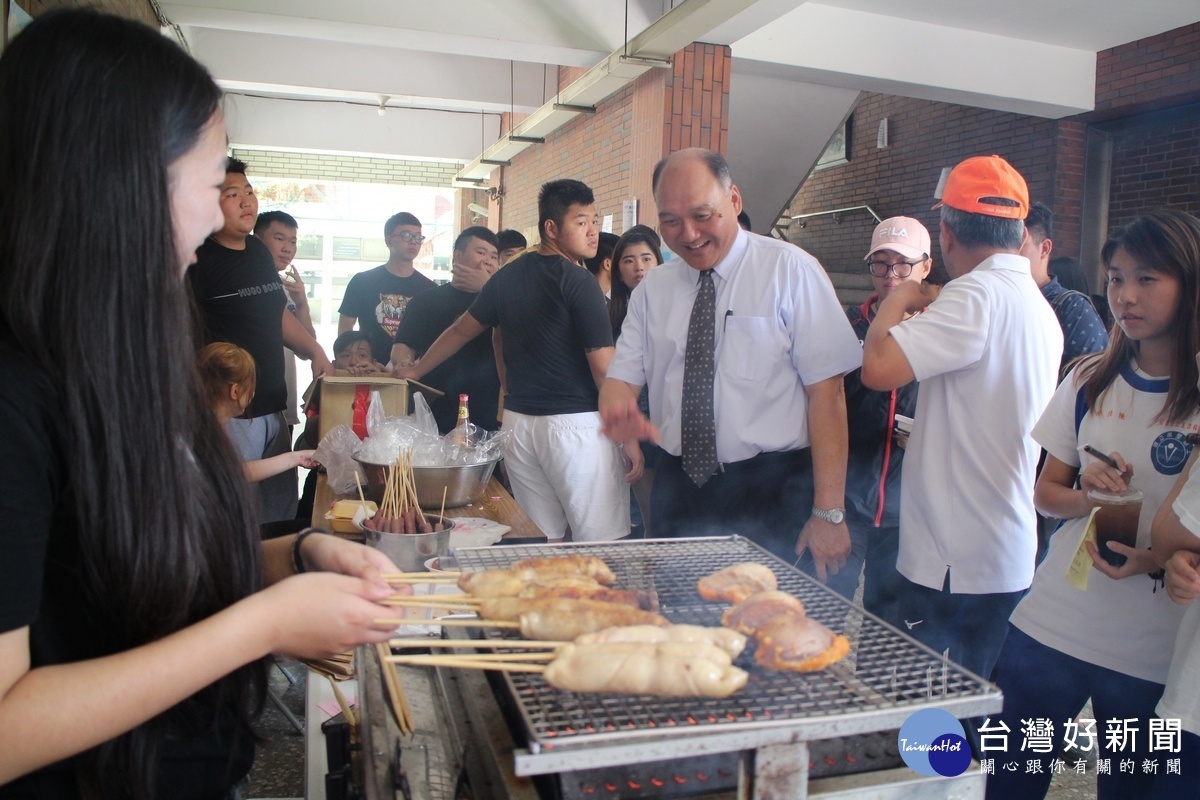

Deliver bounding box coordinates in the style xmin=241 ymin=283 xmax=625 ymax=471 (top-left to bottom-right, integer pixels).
xmin=814 ymin=116 xmax=851 ymax=170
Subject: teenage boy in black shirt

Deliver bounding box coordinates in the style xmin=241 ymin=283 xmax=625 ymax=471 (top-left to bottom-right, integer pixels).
xmin=392 ymin=226 xmax=502 ymax=434
xmin=187 ymin=158 xmax=333 ymax=522
xmin=338 ymin=211 xmax=437 ymax=364
xmin=395 ymin=180 xmax=640 ymax=542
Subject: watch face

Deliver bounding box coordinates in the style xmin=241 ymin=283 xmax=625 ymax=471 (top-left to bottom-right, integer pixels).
xmin=814 ymin=507 xmax=844 ymax=524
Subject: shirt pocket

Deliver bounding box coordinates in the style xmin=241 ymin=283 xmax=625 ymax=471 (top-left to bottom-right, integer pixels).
xmin=718 ymin=315 xmax=779 ymax=381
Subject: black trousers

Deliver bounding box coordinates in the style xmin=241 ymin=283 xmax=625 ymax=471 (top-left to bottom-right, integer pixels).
xmin=649 ymin=449 xmax=813 ymax=563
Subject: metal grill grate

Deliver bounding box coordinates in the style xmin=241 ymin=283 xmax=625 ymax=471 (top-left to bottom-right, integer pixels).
xmin=453 ymin=536 xmax=999 ymax=754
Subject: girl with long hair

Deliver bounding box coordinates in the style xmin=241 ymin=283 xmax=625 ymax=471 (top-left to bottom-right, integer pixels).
xmin=608 ymin=225 xmax=663 ymax=338
xmin=607 ymin=226 xmax=664 ymax=535
xmin=0 ymin=11 xmax=403 ymax=799
xmin=987 ymin=209 xmax=1200 ymax=800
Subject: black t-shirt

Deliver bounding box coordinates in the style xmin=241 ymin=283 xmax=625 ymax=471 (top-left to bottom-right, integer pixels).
xmin=0 ymin=342 xmax=254 ymax=800
xmin=393 ymin=285 xmax=501 ymax=434
xmin=187 ymin=236 xmax=287 ymax=418
xmin=338 ymin=266 xmax=437 ymax=364
xmin=468 ymin=252 xmax=613 ymax=416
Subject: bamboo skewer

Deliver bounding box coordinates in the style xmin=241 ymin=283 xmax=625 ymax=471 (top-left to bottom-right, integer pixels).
xmin=383 ymin=575 xmax=460 ymax=584
xmin=326 ymin=674 xmax=356 ymax=727
xmin=380 ymin=594 xmax=480 ymax=605
xmin=388 ymin=638 xmax=566 ymax=649
xmin=378 ymin=598 xmax=479 ymax=610
xmin=373 ymin=617 xmax=519 ymax=629
xmin=438 ymin=486 xmax=448 ymax=523
xmin=390 ymin=651 xmax=555 ymax=663
xmin=385 ymin=654 xmax=547 ymax=673
xmin=354 ymin=472 xmax=367 ymax=506
xmin=376 ymin=644 xmax=413 ymax=735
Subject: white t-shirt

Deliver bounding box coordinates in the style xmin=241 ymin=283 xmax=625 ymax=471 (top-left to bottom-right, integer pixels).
xmin=1011 ymin=361 xmax=1195 ymax=683
xmin=608 ymin=229 xmax=861 ymax=462
xmin=1157 ymin=464 xmax=1200 ymax=733
xmin=890 ymin=253 xmax=1062 ymax=594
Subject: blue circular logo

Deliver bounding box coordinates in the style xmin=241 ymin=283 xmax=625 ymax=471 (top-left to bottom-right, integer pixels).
xmin=898 ymin=708 xmax=971 ymax=777
xmin=1151 ymin=431 xmax=1192 ymax=476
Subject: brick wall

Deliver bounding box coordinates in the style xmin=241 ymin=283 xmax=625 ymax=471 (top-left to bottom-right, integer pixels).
xmin=499 ymin=43 xmax=729 ymax=238
xmin=231 ymin=148 xmax=463 ymax=188
xmin=784 ymin=20 xmax=1200 ymax=309
xmin=1107 ymin=116 xmax=1200 ymax=229
xmin=783 ymin=94 xmax=1069 ymax=307
xmin=1095 ymin=23 xmax=1200 ymax=116
xmin=14 ymin=0 xmax=155 ymax=23
xmin=663 ymin=43 xmax=730 ymax=155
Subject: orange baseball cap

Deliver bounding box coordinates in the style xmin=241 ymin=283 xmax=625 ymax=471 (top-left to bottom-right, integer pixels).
xmin=932 ymin=155 xmax=1029 ymax=220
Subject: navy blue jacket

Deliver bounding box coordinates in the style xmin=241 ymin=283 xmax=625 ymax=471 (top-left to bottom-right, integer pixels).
xmin=844 ymin=296 xmax=920 ymax=528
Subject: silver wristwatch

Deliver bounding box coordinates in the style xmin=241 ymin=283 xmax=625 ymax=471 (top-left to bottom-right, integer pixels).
xmin=810 ymin=506 xmax=846 ymax=525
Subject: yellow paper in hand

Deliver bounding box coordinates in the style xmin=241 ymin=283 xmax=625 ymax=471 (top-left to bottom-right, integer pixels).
xmin=1066 ymin=508 xmax=1100 ymax=591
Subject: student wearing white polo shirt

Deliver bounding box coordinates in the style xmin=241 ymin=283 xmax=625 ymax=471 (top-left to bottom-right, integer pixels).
xmin=861 ymin=155 xmax=1062 ymax=684
xmin=1154 ymin=447 xmax=1200 ymax=799
xmin=988 ymin=209 xmax=1200 ymax=800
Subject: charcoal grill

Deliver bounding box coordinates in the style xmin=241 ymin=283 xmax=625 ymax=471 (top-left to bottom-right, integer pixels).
xmin=363 ymin=536 xmax=1001 ymax=799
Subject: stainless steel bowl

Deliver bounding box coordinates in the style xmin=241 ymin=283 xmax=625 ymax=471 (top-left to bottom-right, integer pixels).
xmin=354 ymin=457 xmax=500 ymax=509
xmin=363 ymin=515 xmax=455 ymax=573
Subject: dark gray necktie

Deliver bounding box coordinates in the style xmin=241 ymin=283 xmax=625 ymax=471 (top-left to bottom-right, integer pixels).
xmin=681 ymin=269 xmax=718 ymax=486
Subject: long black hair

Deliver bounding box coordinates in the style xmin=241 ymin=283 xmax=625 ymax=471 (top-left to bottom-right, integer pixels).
xmin=609 ymin=225 xmax=663 ymax=337
xmin=1077 ymin=209 xmax=1200 ymax=424
xmin=0 ymin=10 xmax=263 ymax=798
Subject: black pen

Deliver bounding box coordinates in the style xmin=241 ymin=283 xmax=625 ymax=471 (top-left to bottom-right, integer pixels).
xmin=1083 ymin=444 xmax=1119 ymax=470
xmin=724 ymin=309 xmax=732 ymax=331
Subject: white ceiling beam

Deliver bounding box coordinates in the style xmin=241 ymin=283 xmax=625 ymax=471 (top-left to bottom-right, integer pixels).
xmin=732 ymin=3 xmax=1098 ymax=118
xmin=222 ymin=93 xmax=498 ymax=164
xmin=160 ymin=0 xmax=666 ymax=67
xmin=190 ymin=28 xmax=554 ymax=115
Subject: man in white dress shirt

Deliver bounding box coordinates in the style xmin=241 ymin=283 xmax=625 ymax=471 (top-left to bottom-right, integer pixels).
xmin=600 ymin=148 xmax=862 ymax=573
xmin=861 ymin=155 xmax=1062 ymax=683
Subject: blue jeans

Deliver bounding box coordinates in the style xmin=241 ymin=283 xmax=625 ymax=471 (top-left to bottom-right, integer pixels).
xmin=804 ymin=517 xmax=902 ymax=629
xmin=897 ymin=575 xmax=1023 ymax=682
xmin=897 ymin=575 xmax=1024 ymax=755
xmin=987 ymin=625 xmax=1166 ymax=800
xmin=1152 ymin=729 xmax=1200 ymax=799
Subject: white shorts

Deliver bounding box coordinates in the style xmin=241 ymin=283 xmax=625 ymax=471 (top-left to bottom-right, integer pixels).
xmin=501 ymin=410 xmax=630 ymax=541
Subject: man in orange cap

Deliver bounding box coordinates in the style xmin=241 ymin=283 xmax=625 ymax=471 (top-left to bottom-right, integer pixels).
xmin=861 ymin=155 xmax=1062 ymax=687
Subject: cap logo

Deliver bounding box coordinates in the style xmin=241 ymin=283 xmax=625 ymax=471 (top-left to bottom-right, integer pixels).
xmin=878 ymin=227 xmax=909 ymax=239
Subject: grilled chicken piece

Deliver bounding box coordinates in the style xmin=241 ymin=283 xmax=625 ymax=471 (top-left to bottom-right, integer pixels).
xmin=545 ymin=642 xmax=748 ymax=697
xmin=575 ymin=624 xmax=747 ymax=658
xmin=722 ymin=590 xmax=806 ymax=635
xmin=696 ymin=563 xmax=778 ymax=603
xmin=518 ymin=605 xmax=668 ymax=641
xmin=511 ymin=556 xmax=616 ymax=586
xmin=457 ymin=569 xmax=602 ymax=598
xmin=517 ymin=583 xmax=659 ymax=611
xmin=753 ymin=613 xmax=850 ymax=673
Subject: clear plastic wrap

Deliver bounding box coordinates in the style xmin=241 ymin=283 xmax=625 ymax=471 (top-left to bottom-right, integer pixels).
xmin=314 ymin=424 xmax=370 ymax=495
xmin=352 ymin=390 xmax=511 ymax=466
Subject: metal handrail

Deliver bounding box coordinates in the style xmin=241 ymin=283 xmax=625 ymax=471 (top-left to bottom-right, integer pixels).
xmin=789 ymin=204 xmax=882 ymax=224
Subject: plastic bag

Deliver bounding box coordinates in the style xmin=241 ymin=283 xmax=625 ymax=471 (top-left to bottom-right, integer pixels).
xmin=357 ymin=391 xmax=442 ymax=464
xmin=354 ymin=391 xmax=513 ymax=467
xmin=315 ymin=424 xmax=368 ymax=495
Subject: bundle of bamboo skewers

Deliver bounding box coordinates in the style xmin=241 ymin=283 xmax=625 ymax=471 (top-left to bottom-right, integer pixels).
xmin=362 ymin=449 xmax=445 ymax=534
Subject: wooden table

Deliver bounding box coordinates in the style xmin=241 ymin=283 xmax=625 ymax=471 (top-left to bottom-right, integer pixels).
xmin=311 ymin=473 xmax=544 ymax=540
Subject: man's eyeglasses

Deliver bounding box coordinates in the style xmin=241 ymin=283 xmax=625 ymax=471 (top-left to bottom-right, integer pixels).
xmin=866 ymin=256 xmax=927 ymax=278
xmin=390 ymin=232 xmax=426 ymax=244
